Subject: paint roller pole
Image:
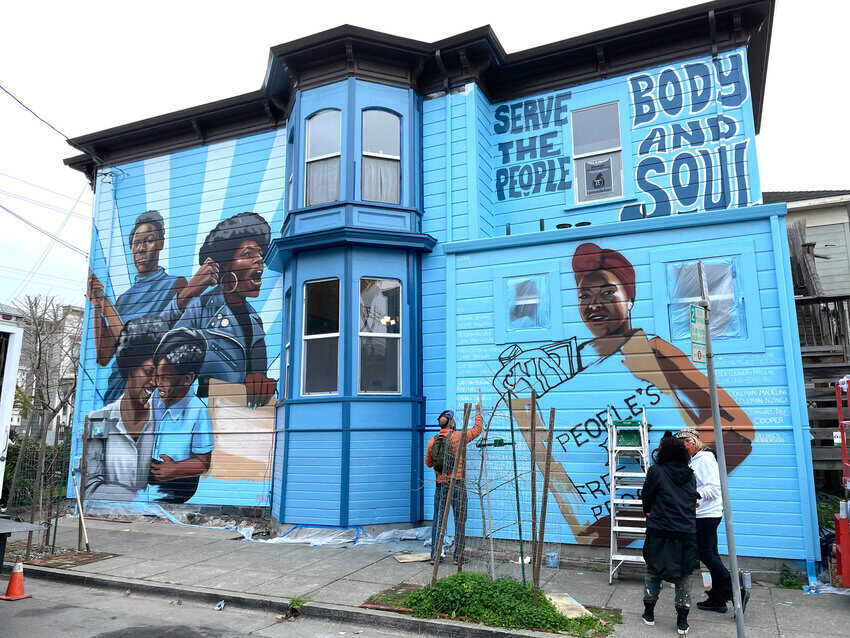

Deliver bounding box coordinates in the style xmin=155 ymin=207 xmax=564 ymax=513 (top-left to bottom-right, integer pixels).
xmin=529 ymin=390 xmax=538 ymax=592
xmin=698 ymin=261 xmax=745 ymax=638
xmin=432 ymin=404 xmax=470 ymax=585
xmin=456 ymin=410 xmax=471 ymax=573
xmin=71 ymin=470 xmax=90 ymax=552
xmin=534 ymin=407 xmax=556 ymax=605
xmin=506 ymin=391 xmax=526 ymax=586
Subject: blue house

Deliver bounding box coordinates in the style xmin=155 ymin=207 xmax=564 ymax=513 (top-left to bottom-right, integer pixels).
xmin=66 ymin=0 xmax=819 ymax=576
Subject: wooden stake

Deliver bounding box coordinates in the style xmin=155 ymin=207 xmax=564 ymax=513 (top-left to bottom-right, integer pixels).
xmin=432 ymin=403 xmax=470 ymax=585
xmin=529 ymin=390 xmax=538 ymax=594
xmin=534 ymin=408 xmax=556 ymax=605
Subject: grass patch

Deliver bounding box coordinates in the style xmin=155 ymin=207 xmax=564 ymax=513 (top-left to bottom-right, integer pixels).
xmin=777 ymin=564 xmax=805 ymax=590
xmin=402 ymin=572 xmax=614 ymax=636
xmin=288 ymin=596 xmax=307 ymax=617
xmin=365 ymin=584 xmax=421 ymax=608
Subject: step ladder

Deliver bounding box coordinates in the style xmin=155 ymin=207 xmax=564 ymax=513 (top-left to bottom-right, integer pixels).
xmin=607 ymin=408 xmax=650 ymax=584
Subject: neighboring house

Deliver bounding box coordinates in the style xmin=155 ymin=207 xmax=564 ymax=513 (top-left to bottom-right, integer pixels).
xmin=13 ymin=304 xmax=82 ymax=445
xmin=767 ymin=190 xmax=850 ymax=296
xmin=0 ymin=303 xmax=26 ymax=497
xmin=63 ymin=1 xmax=823 ymax=577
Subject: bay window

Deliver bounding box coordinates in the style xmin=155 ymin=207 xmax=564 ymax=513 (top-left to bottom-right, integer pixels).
xmin=302 ymin=278 xmax=339 ymax=394
xmin=359 ymin=278 xmax=401 ymax=393
xmin=362 ymin=110 xmax=400 ymax=204
xmin=305 ymin=109 xmax=341 ymax=206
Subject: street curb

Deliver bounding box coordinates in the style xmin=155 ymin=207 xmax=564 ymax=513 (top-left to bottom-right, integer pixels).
xmin=23 ymin=565 xmax=551 ymax=638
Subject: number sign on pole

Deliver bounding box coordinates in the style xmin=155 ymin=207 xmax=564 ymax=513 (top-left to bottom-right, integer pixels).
xmin=689 ymin=303 xmax=706 ymax=366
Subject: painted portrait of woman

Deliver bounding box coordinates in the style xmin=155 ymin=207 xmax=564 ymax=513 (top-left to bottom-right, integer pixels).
xmin=497 ymin=242 xmax=754 ymax=545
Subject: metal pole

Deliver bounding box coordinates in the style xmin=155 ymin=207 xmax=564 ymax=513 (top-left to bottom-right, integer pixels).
xmin=506 ymin=392 xmax=527 ymax=586
xmin=699 ymin=262 xmax=745 ymax=637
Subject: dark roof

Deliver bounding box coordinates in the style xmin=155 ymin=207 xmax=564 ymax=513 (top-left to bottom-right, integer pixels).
xmin=66 ymin=0 xmax=775 ymax=186
xmin=0 ymin=303 xmax=24 ymax=318
xmin=763 ymin=191 xmax=850 ymax=204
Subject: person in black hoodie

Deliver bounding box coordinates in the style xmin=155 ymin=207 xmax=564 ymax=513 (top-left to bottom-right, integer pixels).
xmin=641 ymin=432 xmax=699 ymax=636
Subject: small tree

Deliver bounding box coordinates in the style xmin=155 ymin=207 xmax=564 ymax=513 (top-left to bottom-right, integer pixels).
xmin=6 ymin=296 xmax=81 ymax=534
xmin=13 ymin=385 xmax=33 ymax=420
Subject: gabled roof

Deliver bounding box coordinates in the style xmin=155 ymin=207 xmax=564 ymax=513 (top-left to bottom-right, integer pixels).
xmin=65 ymin=0 xmax=775 ymax=186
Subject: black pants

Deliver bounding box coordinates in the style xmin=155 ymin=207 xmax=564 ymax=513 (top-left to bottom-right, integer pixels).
xmin=696 ymin=517 xmax=732 ymax=603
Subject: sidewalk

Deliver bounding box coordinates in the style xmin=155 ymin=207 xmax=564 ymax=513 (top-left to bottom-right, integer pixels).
xmin=5 ymin=517 xmax=847 ymax=637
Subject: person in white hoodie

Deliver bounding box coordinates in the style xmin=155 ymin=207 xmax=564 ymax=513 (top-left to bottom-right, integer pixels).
xmin=675 ymin=428 xmax=733 ymax=613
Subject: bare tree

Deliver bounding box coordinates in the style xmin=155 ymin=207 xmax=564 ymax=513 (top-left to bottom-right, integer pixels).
xmin=6 ymin=296 xmax=81 ymax=543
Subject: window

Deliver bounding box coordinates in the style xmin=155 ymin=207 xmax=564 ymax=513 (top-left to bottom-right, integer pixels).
xmin=506 ymin=275 xmax=549 ymax=330
xmin=493 ymin=263 xmax=563 ymax=344
xmin=302 ymin=279 xmax=339 ymax=394
xmin=362 ymin=110 xmax=400 ymax=204
xmin=667 ymin=257 xmax=744 ymax=340
xmin=359 ymin=278 xmax=401 ymax=393
xmin=571 ymin=102 xmax=623 ymax=203
xmin=305 ymin=110 xmax=341 ymax=206
xmin=649 ymin=240 xmax=764 ymax=355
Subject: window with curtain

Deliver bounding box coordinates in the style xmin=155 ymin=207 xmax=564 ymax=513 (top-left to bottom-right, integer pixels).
xmin=667 ymin=257 xmax=744 ymax=340
xmin=305 ymin=110 xmax=341 ymax=206
xmin=359 ymin=278 xmax=401 ymax=393
xmin=302 ymin=279 xmax=340 ymax=394
xmin=362 ymin=110 xmax=400 ymax=204
xmin=571 ymin=102 xmax=623 ymax=203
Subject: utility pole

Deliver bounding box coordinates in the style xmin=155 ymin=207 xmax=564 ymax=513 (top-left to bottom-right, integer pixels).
xmin=697 ymin=261 xmax=746 ymax=638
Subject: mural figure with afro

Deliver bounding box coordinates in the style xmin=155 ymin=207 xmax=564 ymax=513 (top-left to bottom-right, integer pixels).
xmin=163 ymin=212 xmax=277 ymax=408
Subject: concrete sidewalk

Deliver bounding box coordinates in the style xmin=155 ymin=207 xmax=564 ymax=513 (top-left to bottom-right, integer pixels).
xmin=5 ymin=517 xmax=847 ymax=637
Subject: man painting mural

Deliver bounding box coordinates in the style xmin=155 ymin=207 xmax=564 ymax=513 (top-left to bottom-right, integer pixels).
xmin=495 ymin=242 xmax=753 ymax=545
xmin=148 ymin=327 xmax=215 ymax=503
xmin=84 ymin=315 xmax=167 ymax=500
xmin=87 ymin=210 xmax=219 ymax=404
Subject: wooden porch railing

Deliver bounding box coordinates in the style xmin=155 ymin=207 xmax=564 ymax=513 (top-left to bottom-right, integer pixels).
xmin=795 ymin=295 xmax=850 ymax=364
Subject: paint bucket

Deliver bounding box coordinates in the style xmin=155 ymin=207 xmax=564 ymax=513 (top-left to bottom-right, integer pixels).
xmin=544 ymin=552 xmax=559 ymax=568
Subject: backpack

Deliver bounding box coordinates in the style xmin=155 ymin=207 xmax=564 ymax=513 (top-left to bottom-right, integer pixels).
xmin=431 ymin=433 xmax=455 ymax=474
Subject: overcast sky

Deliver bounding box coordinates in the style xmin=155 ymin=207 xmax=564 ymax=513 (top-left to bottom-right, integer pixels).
xmin=1 ymin=0 xmax=846 ymax=306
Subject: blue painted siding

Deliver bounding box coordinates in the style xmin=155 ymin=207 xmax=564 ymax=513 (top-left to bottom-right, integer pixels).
xmin=433 ymin=207 xmax=814 ymax=562
xmin=71 ymin=128 xmax=286 ymax=508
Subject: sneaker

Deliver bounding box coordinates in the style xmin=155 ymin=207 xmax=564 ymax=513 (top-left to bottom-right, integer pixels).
xmin=676 ymin=608 xmax=689 ymax=635
xmin=642 ymin=603 xmax=655 ymax=626
xmin=697 ymin=598 xmax=728 ymax=613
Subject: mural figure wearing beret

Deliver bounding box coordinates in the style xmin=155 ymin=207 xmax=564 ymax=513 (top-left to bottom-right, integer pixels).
xmin=495 ymin=242 xmax=754 ymax=546
xmin=165 ymin=212 xmax=277 ymax=408
xmin=87 ymin=211 xmax=198 ymax=404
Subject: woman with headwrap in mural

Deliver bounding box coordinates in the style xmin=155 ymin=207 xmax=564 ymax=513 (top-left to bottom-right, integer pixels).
xmin=495 ymin=242 xmax=753 ymax=547
xmin=165 ymin=212 xmax=277 ymax=407
xmin=86 ymin=210 xmax=220 ymax=404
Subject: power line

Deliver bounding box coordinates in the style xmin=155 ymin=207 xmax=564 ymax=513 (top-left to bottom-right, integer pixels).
xmin=12 ymin=185 xmax=87 ymax=298
xmin=0 ymin=172 xmax=92 ymax=206
xmin=0 ymin=82 xmax=69 ymax=140
xmin=0 ymin=188 xmax=90 ymax=220
xmin=0 ymin=265 xmax=85 ymax=285
xmin=0 ymin=202 xmax=88 ymax=257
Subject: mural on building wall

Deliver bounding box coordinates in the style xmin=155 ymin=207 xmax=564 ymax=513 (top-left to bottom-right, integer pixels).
xmin=488 ymin=242 xmax=754 ymax=545
xmin=74 ymin=130 xmax=286 ymax=506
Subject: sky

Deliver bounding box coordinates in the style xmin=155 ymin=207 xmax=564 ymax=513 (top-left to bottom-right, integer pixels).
xmin=1 ymin=0 xmax=847 ymax=307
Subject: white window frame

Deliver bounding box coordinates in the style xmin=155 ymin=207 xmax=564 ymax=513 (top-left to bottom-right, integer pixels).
xmin=357 ymin=277 xmax=402 ymax=395
xmin=571 ymin=101 xmax=623 ymax=205
xmin=301 ymin=277 xmax=340 ymax=396
xmin=305 ymin=109 xmax=341 ymax=207
xmin=361 ymin=109 xmax=401 ymax=204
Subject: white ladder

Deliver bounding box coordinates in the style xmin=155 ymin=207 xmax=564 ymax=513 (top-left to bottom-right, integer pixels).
xmin=607 ymin=407 xmax=650 ymax=584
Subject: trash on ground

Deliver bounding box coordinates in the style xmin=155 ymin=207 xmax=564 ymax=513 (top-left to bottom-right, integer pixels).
xmin=546 ymin=593 xmax=593 ymax=619
xmin=804 ymin=583 xmax=850 ymax=596
xmin=511 ymin=555 xmax=532 ymax=564
xmin=394 ymin=552 xmax=431 ymax=563
xmin=122 ymin=590 xmax=131 ymax=597
xmin=215 ymin=600 xmax=226 ymax=611
xmin=275 ymin=615 xmax=285 ymax=622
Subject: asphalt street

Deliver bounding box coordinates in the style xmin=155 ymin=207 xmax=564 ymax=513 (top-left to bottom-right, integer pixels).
xmin=0 ymin=579 xmax=419 ymax=638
